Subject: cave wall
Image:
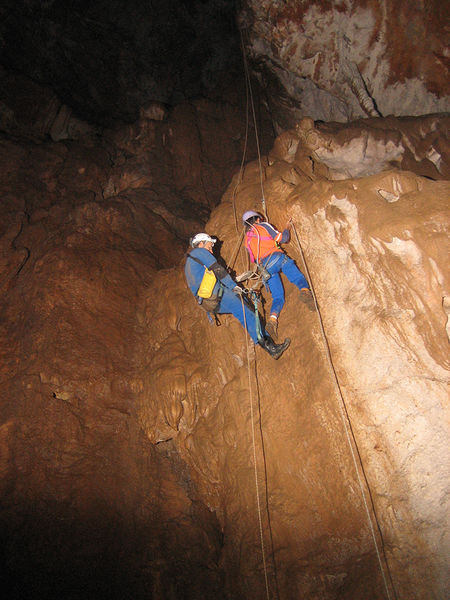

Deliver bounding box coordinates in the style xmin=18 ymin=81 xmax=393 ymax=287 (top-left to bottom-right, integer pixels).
xmin=0 ymin=132 xmax=226 ymax=599
xmin=138 ymin=117 xmax=449 ymax=599
xmin=239 ymin=0 xmax=450 ymax=128
xmin=0 ymin=2 xmax=449 ymax=599
xmin=0 ymin=108 xmax=449 ymax=599
xmin=0 ymin=95 xmax=270 ymax=599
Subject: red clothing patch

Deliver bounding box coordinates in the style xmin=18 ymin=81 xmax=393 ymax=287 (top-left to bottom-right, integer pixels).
xmin=245 ymin=223 xmax=281 ymax=262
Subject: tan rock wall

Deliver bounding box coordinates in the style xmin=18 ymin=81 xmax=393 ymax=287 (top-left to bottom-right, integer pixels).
xmin=140 ymin=119 xmax=449 ymax=598
xmin=1 ymin=110 xmax=448 ymax=599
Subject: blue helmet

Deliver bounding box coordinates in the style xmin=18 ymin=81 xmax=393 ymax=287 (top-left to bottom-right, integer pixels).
xmin=242 ymin=210 xmax=262 ymax=224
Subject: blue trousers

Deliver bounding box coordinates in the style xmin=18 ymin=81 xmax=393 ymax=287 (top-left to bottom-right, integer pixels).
xmin=263 ymin=252 xmax=309 ymax=317
xmin=217 ymin=288 xmax=261 ymax=344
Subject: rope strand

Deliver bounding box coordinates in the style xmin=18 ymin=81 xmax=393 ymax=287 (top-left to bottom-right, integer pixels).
xmin=241 ymin=296 xmax=272 ymax=600
xmin=231 ymin=32 xmax=251 ymax=234
xmin=290 ymin=221 xmax=396 ymax=600
xmin=237 ymin=45 xmax=270 ymax=593
xmin=239 ymin=28 xmax=267 ymax=220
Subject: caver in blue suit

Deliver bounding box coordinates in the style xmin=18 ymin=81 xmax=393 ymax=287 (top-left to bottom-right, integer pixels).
xmin=185 ymin=245 xmax=261 ymax=343
xmin=184 ymin=233 xmax=290 ymax=359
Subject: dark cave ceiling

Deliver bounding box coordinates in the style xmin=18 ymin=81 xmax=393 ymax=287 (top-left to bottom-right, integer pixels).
xmin=0 ymin=0 xmax=242 ymax=127
xmin=1 ymin=1 xmax=449 ymax=132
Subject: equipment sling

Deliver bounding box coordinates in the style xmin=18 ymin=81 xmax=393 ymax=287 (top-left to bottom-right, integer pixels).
xmin=187 ymin=253 xmax=229 ymax=312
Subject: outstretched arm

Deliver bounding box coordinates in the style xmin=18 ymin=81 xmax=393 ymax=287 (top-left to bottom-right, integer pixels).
xmin=262 ymin=222 xmax=290 ymax=244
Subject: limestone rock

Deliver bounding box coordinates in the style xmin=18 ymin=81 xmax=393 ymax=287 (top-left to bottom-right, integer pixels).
xmin=240 ymin=0 xmax=450 ymax=126
xmin=275 ymin=113 xmax=450 ymax=180
xmin=0 ymin=107 xmax=449 ymax=599
xmin=141 ymin=118 xmax=449 ymax=599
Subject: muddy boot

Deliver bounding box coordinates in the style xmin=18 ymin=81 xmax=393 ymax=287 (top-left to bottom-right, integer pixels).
xmin=259 ymin=335 xmax=290 ymax=360
xmin=299 ymin=288 xmax=316 ymax=311
xmin=265 ymin=315 xmax=278 ymax=341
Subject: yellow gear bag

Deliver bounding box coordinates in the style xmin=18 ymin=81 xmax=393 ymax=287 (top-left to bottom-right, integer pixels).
xmin=197 ymin=268 xmax=217 ymax=299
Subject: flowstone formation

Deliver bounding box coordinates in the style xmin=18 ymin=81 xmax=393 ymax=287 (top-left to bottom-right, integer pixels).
xmin=0 ymin=108 xmax=449 ymax=600
xmin=139 ymin=114 xmax=449 ymax=599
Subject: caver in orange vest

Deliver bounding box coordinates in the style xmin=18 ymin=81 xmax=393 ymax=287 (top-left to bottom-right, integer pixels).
xmin=245 ymin=223 xmax=283 ymax=263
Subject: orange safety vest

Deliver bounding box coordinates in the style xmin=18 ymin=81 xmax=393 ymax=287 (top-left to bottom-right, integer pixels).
xmin=245 ymin=223 xmax=283 ymax=263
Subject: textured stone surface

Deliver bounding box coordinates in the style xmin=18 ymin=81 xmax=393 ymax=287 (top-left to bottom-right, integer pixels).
xmin=0 ymin=95 xmax=271 ymax=598
xmin=0 ymin=87 xmax=449 ymax=600
xmin=273 ymin=113 xmax=450 ymax=180
xmin=140 ymin=116 xmax=449 ymax=599
xmin=239 ymin=0 xmax=450 ymax=127
xmin=0 ymin=137 xmax=224 ymax=598
xmin=0 ymin=2 xmax=449 ymax=598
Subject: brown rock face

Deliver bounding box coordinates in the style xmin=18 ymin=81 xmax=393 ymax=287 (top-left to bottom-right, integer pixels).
xmin=0 ymin=133 xmax=221 ymax=598
xmin=0 ymin=93 xmax=271 ymax=599
xmin=239 ymin=0 xmax=450 ymax=126
xmin=141 ymin=114 xmax=449 ymax=599
xmin=1 ymin=110 xmax=449 ymax=600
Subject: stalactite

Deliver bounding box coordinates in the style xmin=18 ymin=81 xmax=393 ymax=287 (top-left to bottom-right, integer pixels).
xmin=343 ymin=59 xmax=381 ymax=118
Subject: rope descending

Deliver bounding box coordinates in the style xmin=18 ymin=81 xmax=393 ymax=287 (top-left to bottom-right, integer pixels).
xmin=233 ymin=24 xmax=394 ymax=600
xmin=290 ymin=220 xmax=396 ymax=600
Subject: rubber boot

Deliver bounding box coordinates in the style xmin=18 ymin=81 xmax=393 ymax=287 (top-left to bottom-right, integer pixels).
xmin=259 ymin=335 xmax=290 ymax=360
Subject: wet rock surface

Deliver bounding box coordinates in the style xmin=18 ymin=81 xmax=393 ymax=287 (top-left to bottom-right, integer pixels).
xmin=1 ymin=107 xmax=448 ymax=599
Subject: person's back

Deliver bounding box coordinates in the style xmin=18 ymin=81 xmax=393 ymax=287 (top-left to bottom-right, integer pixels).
xmin=242 ymin=210 xmax=315 ymax=339
xmin=245 ymin=221 xmax=285 ymax=264
xmin=185 ymin=243 xmax=233 ymax=301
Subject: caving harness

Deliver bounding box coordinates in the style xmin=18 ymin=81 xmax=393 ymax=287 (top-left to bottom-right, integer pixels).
xmin=186 ymin=253 xmax=225 ymax=316
xmin=187 ymin=252 xmax=263 ymax=340
xmin=237 ymin=222 xmax=287 ymax=292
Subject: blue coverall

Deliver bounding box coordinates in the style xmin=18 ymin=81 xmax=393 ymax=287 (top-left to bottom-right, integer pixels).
xmin=264 ymin=252 xmax=309 ymax=316
xmin=247 ymin=222 xmax=310 ymax=317
xmin=185 ymin=247 xmax=262 ymax=344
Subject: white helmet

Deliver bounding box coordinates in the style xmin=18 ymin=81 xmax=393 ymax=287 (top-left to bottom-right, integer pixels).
xmin=190 ymin=233 xmax=217 ymax=247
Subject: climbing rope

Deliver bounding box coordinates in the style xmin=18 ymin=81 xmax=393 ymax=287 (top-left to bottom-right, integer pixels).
xmin=240 ymin=293 xmax=272 ymax=600
xmin=231 ymin=33 xmax=250 ymax=235
xmin=228 ymin=228 xmax=245 ymax=274
xmin=239 ymin=28 xmax=267 ymax=220
xmin=234 ymin=23 xmax=391 ymax=600
xmin=229 ymin=29 xmax=269 ymax=279
xmin=226 ymin=36 xmax=276 ymax=598
xmin=233 ymin=219 xmax=395 ymax=600
xmin=232 ymin=28 xmax=394 ymax=597
xmin=290 ymin=221 xmax=396 ymax=600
